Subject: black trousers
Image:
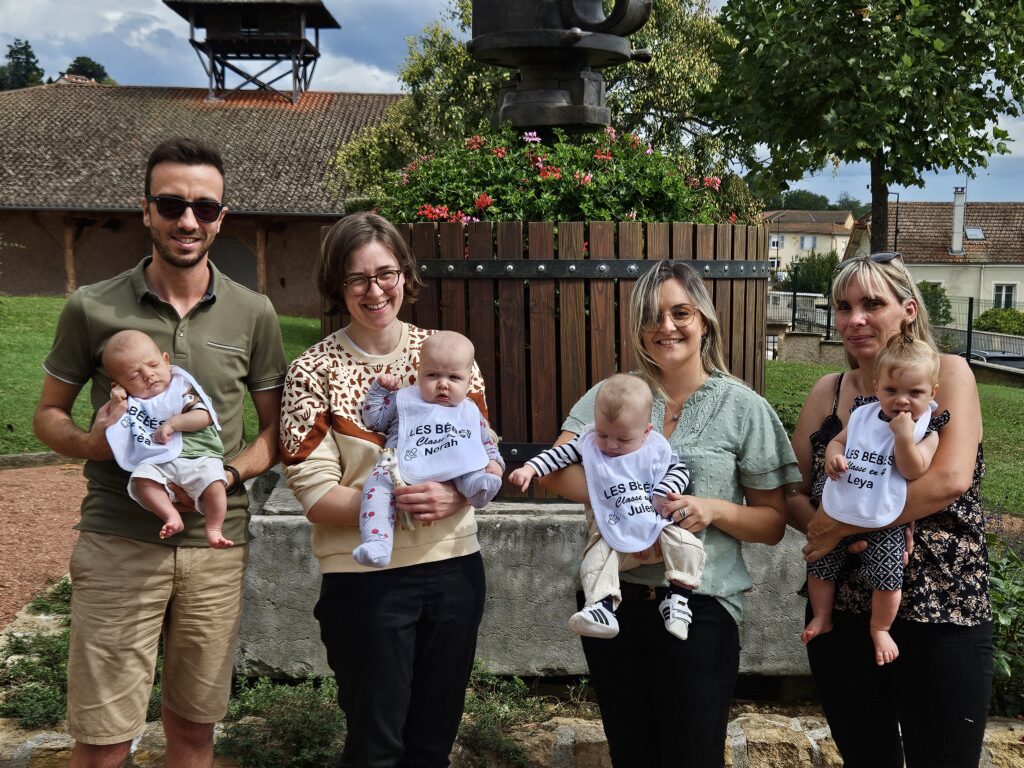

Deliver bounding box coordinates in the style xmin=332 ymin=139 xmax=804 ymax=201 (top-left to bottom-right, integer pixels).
xmin=579 ymin=590 xmax=740 ymax=768
xmin=315 ymin=553 xmax=486 ymax=768
xmin=806 ymin=606 xmax=993 ymax=768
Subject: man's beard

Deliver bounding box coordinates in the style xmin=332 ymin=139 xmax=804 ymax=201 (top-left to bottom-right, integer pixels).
xmin=150 ymin=226 xmax=212 ymax=269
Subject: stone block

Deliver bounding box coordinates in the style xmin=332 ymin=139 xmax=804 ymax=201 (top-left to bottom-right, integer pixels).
xmin=984 ymin=717 xmax=1024 ymax=768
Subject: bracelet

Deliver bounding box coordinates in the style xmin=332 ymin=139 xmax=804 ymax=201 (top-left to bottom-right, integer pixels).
xmin=225 ymin=464 xmax=244 ymax=495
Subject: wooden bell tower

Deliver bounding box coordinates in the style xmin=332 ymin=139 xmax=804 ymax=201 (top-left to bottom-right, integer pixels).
xmin=164 ymin=0 xmax=341 ymax=103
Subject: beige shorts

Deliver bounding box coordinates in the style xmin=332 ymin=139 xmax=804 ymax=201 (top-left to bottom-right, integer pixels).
xmin=67 ymin=531 xmax=247 ymax=745
xmin=129 ymin=456 xmax=225 ymax=515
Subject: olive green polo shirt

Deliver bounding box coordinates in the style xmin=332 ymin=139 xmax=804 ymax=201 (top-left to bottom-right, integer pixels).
xmin=44 ymin=257 xmax=286 ymax=546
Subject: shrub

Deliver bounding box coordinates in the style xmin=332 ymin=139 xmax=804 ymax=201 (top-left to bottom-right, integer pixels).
xmin=375 ymin=125 xmax=759 ymax=225
xmin=28 ymin=575 xmax=72 ymax=620
xmin=0 ymin=630 xmax=69 ymax=728
xmin=988 ymin=530 xmax=1024 ymax=716
xmin=217 ymin=677 xmax=346 ymax=768
xmin=917 ymin=281 xmax=953 ymax=326
xmin=457 ymin=664 xmax=549 ymax=768
xmin=974 ymin=307 xmax=1024 ymax=335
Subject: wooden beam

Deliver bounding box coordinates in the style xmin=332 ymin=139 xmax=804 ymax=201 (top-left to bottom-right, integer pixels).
xmin=256 ymin=224 xmax=268 ymax=295
xmin=63 ymin=223 xmax=77 ymax=295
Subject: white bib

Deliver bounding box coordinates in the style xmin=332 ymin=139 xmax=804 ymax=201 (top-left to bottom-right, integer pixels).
xmin=581 ymin=428 xmax=674 ymax=552
xmin=395 ymin=386 xmax=489 ymax=484
xmin=106 ymin=367 xmax=221 ymax=473
xmin=822 ymin=400 xmax=936 ymax=527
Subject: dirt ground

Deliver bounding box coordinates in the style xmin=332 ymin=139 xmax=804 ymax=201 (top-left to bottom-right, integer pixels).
xmin=0 ymin=464 xmax=84 ymax=630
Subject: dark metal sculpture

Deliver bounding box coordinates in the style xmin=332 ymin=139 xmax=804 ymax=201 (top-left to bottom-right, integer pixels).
xmin=467 ymin=0 xmax=653 ymax=129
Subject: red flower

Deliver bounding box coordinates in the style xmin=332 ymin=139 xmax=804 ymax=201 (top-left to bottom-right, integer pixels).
xmin=417 ymin=204 xmax=451 ymax=221
xmin=593 ymin=149 xmax=613 ymax=161
xmin=465 ymin=134 xmax=486 ymax=150
xmin=703 ymin=176 xmax=722 ymax=191
xmin=729 ymin=212 xmax=738 ymax=224
xmin=492 ymin=146 xmax=508 ymax=159
xmin=474 ymin=193 xmax=495 ymax=210
xmin=539 ymin=165 xmax=562 ymax=180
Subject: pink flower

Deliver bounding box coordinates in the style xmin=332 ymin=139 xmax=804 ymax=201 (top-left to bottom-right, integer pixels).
xmin=522 ymin=131 xmax=542 ymax=143
xmin=628 ymin=209 xmax=638 ymax=220
xmin=604 ymin=126 xmax=617 ymax=143
xmin=492 ymin=146 xmax=508 ymax=158
xmin=646 ymin=144 xmax=654 ymax=155
xmin=573 ymin=171 xmax=593 ymax=186
xmin=465 ymin=135 xmax=486 ymax=150
xmin=703 ymin=176 xmax=722 ymax=191
xmin=474 ymin=193 xmax=495 ymax=210
xmin=729 ymin=212 xmax=738 ymax=224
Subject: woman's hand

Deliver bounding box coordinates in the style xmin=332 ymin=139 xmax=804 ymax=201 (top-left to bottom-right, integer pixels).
xmin=393 ymin=480 xmax=466 ymax=522
xmin=662 ymin=493 xmax=715 ymax=534
xmin=803 ymin=508 xmax=858 ymax=562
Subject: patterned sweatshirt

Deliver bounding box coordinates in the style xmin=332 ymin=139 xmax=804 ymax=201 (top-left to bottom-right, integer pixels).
xmin=280 ymin=323 xmax=491 ymax=573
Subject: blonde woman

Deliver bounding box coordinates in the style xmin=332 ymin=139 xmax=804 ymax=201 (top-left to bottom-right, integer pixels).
xmin=540 ymin=260 xmax=799 ymax=767
xmin=787 ymin=252 xmax=990 ymax=767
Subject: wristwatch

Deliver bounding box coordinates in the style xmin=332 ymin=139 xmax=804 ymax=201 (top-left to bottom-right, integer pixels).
xmin=225 ymin=464 xmax=245 ymax=495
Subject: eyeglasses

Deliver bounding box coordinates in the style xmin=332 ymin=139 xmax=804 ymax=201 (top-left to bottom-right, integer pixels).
xmin=343 ymin=269 xmax=402 ymax=296
xmin=145 ymin=195 xmax=225 ymax=224
xmin=835 ymin=251 xmax=902 ymax=272
xmin=644 ymin=304 xmax=699 ymax=330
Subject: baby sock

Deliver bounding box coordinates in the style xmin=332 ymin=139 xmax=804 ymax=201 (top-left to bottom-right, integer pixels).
xmin=455 ymin=470 xmax=502 ymax=509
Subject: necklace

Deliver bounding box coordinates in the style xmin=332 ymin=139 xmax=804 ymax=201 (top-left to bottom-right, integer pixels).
xmin=665 ymin=372 xmax=709 ymax=422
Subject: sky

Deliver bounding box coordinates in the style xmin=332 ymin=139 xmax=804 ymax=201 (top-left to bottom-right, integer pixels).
xmin=2 ymin=0 xmax=1020 ymax=205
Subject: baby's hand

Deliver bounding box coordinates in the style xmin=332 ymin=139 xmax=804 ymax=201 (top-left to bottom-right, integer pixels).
xmin=153 ymin=422 xmax=175 ymax=444
xmin=889 ymin=411 xmax=915 ymax=438
xmin=825 ymin=454 xmax=848 ymax=481
xmin=484 ymin=460 xmax=503 ymax=477
xmin=508 ymin=466 xmax=536 ymax=492
xmin=110 ymin=384 xmax=128 ymax=403
xmin=375 ymin=374 xmax=400 ymax=391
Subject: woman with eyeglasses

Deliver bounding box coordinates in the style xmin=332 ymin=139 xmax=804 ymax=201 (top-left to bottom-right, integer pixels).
xmin=787 ymin=252 xmax=991 ymax=767
xmin=279 ymin=212 xmax=492 ymax=767
xmin=540 ymin=260 xmax=800 ymax=767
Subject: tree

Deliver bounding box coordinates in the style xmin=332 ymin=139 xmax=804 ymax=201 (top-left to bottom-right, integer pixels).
xmin=833 ymin=192 xmax=870 ymax=219
xmin=974 ymin=308 xmax=1024 ymax=336
xmin=775 ymin=250 xmax=839 ymax=296
xmin=65 ymin=56 xmax=109 ymax=82
xmin=917 ymin=281 xmax=953 ymax=327
xmin=0 ymin=39 xmax=44 ymax=91
xmin=336 ymin=0 xmax=748 ymax=201
xmin=707 ymin=0 xmax=1024 ymax=252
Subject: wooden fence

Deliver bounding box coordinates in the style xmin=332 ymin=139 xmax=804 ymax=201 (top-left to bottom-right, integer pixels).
xmin=323 ymin=220 xmax=769 ymax=490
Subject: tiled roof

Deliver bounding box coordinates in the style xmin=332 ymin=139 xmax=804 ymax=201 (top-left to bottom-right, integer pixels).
xmin=0 ymin=82 xmax=401 ymax=215
xmin=762 ymin=210 xmax=854 ymax=236
xmin=878 ymin=202 xmax=1024 ymax=264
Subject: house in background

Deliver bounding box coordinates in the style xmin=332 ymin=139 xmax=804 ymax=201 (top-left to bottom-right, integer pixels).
xmin=0 ymin=78 xmax=398 ymax=317
xmin=761 ymin=210 xmax=854 ymax=273
xmin=844 ymin=188 xmax=1024 ymax=312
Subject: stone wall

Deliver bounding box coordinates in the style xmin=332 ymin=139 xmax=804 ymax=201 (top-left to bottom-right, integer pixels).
xmin=237 ymin=474 xmax=811 ymax=678
xmin=776 ymin=332 xmax=847 ymax=368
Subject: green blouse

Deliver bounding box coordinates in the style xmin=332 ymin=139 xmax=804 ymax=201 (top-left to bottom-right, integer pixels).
xmin=563 ymin=371 xmax=801 ymax=624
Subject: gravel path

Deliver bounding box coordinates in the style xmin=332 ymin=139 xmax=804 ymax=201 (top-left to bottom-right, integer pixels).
xmin=0 ymin=464 xmax=84 ymax=630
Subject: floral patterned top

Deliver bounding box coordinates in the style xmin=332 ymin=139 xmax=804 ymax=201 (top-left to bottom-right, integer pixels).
xmin=807 ymin=377 xmax=990 ymax=626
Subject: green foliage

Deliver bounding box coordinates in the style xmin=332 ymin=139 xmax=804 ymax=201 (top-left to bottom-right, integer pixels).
xmin=65 ymin=56 xmax=109 ymax=82
xmin=988 ymin=533 xmax=1024 ymax=715
xmin=708 ymin=0 xmax=1024 ymax=250
xmin=834 ymin=192 xmax=870 ymax=219
xmin=974 ymin=307 xmax=1024 ymax=336
xmin=217 ymin=677 xmax=346 ymax=768
xmin=774 ymin=250 xmax=839 ymax=296
xmin=458 ymin=664 xmax=550 ymax=768
xmin=0 ymin=630 xmax=69 ymax=727
xmin=336 ymin=0 xmax=750 ymax=202
xmin=376 ymin=124 xmax=757 ymax=224
xmin=760 ymin=188 xmax=830 ymax=211
xmin=28 ymin=576 xmax=73 ymax=620
xmin=916 ymin=281 xmax=953 ymax=326
xmin=0 ymin=38 xmax=44 ymax=90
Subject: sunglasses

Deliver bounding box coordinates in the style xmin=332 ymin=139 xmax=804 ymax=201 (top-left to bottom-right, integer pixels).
xmin=835 ymin=251 xmax=901 ymax=272
xmin=145 ymin=195 xmax=225 ymax=224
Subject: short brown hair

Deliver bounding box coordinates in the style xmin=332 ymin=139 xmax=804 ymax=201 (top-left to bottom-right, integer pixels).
xmin=318 ymin=212 xmax=425 ymax=315
xmin=595 ymin=373 xmax=653 ymax=421
xmin=145 ymin=138 xmax=225 ymax=198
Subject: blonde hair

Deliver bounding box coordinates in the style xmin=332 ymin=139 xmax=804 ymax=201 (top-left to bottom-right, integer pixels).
xmin=421 ymin=330 xmax=475 ymax=369
xmin=628 ymin=260 xmax=730 ymax=396
xmin=874 ymin=319 xmax=940 ymax=387
xmin=832 ymin=256 xmax=937 ymax=369
xmin=595 ymin=373 xmax=653 ymax=421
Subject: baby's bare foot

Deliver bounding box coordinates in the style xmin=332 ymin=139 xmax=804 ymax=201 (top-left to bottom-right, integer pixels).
xmin=871 ymin=629 xmax=900 ymax=666
xmin=159 ymin=513 xmax=185 ymax=539
xmin=802 ymin=615 xmax=833 ymax=645
xmin=206 ymin=528 xmax=234 ymax=549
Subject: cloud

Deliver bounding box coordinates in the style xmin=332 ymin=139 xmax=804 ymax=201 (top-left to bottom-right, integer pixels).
xmin=313 ymin=53 xmax=402 ymax=93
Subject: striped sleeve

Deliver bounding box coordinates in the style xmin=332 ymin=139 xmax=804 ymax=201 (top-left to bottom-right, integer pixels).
xmin=525 ymin=435 xmax=584 ymax=477
xmin=653 ymin=460 xmax=690 ymax=498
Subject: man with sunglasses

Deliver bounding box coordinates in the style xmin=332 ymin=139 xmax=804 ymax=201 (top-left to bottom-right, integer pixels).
xmin=34 ymin=137 xmax=286 ymax=768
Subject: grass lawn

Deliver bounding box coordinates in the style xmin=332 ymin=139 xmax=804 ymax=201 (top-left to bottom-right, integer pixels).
xmin=0 ymin=295 xmax=321 ymax=454
xmin=766 ymin=359 xmax=1024 ymax=516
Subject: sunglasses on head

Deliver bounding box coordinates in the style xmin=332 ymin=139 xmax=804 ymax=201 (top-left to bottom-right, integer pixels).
xmin=835 ymin=251 xmax=902 ymax=272
xmin=145 ymin=195 xmax=225 ymax=224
